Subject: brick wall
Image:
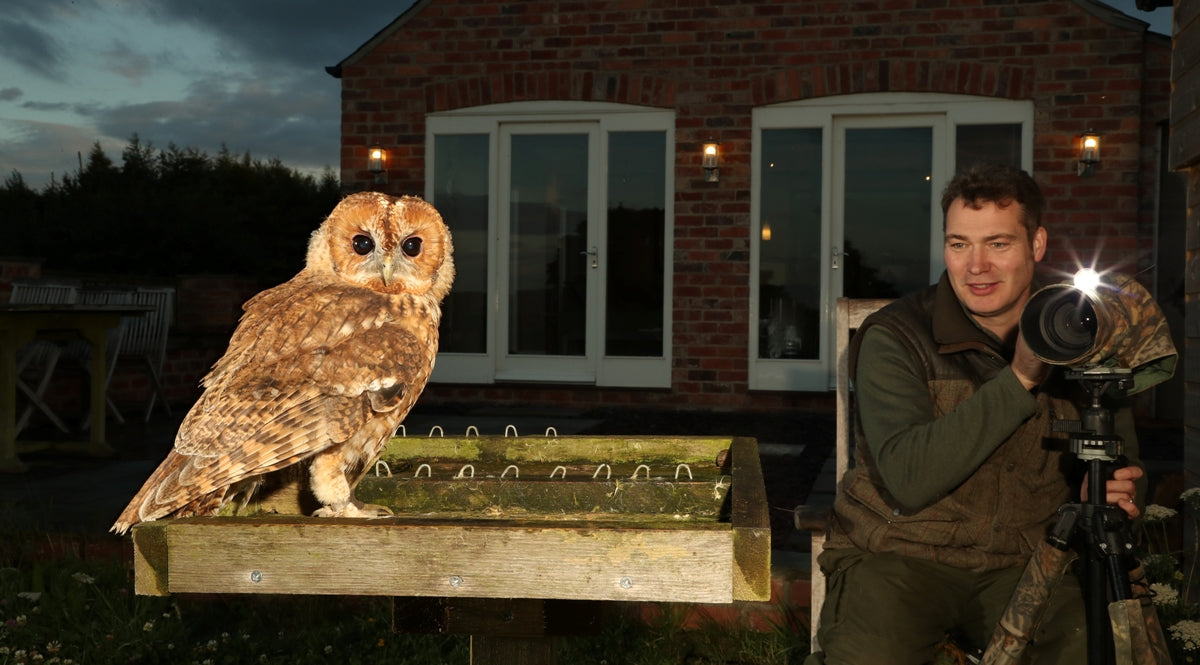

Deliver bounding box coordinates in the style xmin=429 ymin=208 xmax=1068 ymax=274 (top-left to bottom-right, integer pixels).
xmin=1170 ymin=0 xmax=1200 ymax=488
xmin=339 ymin=0 xmax=1169 ymax=412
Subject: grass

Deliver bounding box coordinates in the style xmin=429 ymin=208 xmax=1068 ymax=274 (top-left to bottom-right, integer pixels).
xmin=0 ymin=525 xmax=809 ymax=664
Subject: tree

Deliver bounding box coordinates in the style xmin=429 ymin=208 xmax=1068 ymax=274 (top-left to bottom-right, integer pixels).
xmin=0 ymin=137 xmax=342 ymax=283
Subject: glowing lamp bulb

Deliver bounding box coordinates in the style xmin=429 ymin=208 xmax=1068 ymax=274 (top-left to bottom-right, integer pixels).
xmin=1073 ymin=268 xmax=1101 ymax=293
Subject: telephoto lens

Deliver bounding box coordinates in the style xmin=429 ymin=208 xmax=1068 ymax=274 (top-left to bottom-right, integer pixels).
xmin=1020 ymin=284 xmax=1105 ymax=365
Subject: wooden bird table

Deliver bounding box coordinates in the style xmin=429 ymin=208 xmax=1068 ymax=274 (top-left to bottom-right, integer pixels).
xmin=131 ymin=434 xmax=771 ymax=664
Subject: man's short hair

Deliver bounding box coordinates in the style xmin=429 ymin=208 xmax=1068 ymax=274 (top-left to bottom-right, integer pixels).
xmin=941 ymin=164 xmax=1044 ymax=239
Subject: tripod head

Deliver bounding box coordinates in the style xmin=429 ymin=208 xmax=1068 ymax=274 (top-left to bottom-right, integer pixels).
xmin=1053 ymin=367 xmax=1133 ymax=463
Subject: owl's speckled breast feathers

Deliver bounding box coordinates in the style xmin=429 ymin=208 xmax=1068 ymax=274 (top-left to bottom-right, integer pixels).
xmin=112 ymin=193 xmax=454 ymax=534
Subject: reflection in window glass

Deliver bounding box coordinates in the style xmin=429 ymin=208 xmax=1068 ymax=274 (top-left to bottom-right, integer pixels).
xmin=956 ymin=124 xmax=1021 ymax=172
xmin=432 ymin=134 xmax=488 ymax=354
xmin=508 ymin=133 xmax=588 ymax=356
xmin=843 ymin=127 xmax=932 ymax=299
xmin=606 ymin=132 xmax=665 ymax=357
xmin=759 ymin=129 xmax=822 ymax=360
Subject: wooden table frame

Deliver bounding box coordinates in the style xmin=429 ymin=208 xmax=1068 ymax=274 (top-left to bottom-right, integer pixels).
xmin=0 ymin=304 xmax=150 ymax=472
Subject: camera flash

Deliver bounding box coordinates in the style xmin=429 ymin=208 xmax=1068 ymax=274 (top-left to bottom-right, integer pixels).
xmin=1073 ymin=268 xmax=1101 ymax=293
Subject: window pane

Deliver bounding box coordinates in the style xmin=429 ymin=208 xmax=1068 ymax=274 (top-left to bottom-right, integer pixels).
xmin=843 ymin=127 xmax=932 ymax=299
xmin=956 ymin=124 xmax=1021 ymax=171
xmin=509 ymin=133 xmax=588 ymax=356
xmin=432 ymin=134 xmax=488 ymax=354
xmin=759 ymin=129 xmax=822 ymax=359
xmin=606 ymin=131 xmax=665 ymax=357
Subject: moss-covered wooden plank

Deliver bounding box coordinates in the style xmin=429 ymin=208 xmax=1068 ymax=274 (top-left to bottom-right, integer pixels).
xmin=379 ymin=435 xmax=731 ymax=465
xmin=355 ymin=477 xmax=729 ymax=518
xmin=155 ymin=517 xmax=734 ymax=603
xmin=729 ymin=437 xmax=771 ymax=601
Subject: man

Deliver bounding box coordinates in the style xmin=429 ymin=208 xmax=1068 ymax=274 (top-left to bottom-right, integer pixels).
xmin=808 ymin=164 xmax=1143 ymax=664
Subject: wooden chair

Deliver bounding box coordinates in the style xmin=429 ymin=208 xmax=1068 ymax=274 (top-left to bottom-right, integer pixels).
xmin=118 ymin=286 xmax=175 ymax=421
xmin=72 ymin=288 xmax=137 ymax=428
xmin=10 ymin=280 xmax=80 ymax=435
xmin=794 ymin=297 xmax=892 ymax=652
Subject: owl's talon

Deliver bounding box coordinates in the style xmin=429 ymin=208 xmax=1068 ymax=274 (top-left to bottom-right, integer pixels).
xmin=313 ymin=501 xmax=394 ymax=519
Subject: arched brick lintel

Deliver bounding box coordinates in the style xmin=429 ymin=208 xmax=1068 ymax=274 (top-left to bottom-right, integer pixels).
xmin=426 ymin=71 xmax=678 ymax=112
xmin=752 ymin=60 xmax=1034 ymax=106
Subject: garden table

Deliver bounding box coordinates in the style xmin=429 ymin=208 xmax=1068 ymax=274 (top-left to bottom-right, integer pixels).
xmin=131 ymin=433 xmax=771 ymax=664
xmin=0 ymin=303 xmax=151 ymax=472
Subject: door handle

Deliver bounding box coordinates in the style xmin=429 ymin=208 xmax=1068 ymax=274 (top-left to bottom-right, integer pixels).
xmin=580 ymin=245 xmax=598 ymax=269
xmin=832 ymin=246 xmax=847 ymax=270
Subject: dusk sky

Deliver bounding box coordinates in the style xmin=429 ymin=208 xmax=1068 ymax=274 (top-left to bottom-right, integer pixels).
xmin=0 ymin=0 xmax=1172 ymax=191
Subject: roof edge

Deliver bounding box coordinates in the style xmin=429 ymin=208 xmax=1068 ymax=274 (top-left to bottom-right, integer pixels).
xmin=324 ymin=0 xmax=434 ymax=79
xmin=1073 ymin=0 xmax=1153 ymax=33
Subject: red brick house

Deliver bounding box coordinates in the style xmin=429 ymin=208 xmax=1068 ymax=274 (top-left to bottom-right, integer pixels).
xmin=326 ymin=0 xmax=1179 ymax=415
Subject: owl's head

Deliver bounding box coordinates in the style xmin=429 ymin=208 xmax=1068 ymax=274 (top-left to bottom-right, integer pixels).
xmin=307 ymin=192 xmax=454 ymax=301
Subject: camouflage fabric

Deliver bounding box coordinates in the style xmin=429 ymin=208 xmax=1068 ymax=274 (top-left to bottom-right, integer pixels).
xmin=980 ymin=542 xmax=1073 ymax=665
xmin=1028 ymin=272 xmax=1177 ymax=395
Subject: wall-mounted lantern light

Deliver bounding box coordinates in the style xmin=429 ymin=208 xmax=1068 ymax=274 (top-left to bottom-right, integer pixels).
xmin=368 ymin=145 xmax=387 ymax=185
xmin=702 ymin=141 xmax=720 ymax=182
xmin=1077 ymin=131 xmax=1100 ymax=177
xmin=761 ymin=220 xmax=772 ymax=242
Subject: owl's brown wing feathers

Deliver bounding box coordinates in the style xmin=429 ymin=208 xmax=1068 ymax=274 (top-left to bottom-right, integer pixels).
xmin=111 ymin=277 xmax=432 ymax=533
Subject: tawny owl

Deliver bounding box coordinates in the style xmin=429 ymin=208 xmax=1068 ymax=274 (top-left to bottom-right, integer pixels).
xmin=111 ymin=192 xmax=454 ymax=534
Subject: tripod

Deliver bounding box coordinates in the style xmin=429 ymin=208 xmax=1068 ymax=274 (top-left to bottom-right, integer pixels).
xmin=982 ymin=368 xmax=1172 ymax=665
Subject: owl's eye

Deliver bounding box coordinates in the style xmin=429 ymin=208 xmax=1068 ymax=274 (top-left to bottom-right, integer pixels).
xmin=401 ymin=236 xmax=423 ymax=257
xmin=352 ymin=234 xmax=374 ymax=256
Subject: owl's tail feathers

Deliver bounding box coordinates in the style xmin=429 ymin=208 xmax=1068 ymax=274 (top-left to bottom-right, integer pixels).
xmin=110 ymin=452 xmax=219 ymax=535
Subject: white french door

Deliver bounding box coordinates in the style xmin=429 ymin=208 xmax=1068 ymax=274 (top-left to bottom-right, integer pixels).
xmin=495 ymin=123 xmax=603 ymax=382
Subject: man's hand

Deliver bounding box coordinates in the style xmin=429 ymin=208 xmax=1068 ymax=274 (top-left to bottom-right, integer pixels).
xmin=1081 ymin=465 xmax=1144 ymax=519
xmin=1012 ymin=332 xmax=1050 ymax=391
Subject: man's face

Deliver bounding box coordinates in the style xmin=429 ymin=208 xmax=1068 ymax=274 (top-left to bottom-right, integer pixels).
xmin=943 ymin=197 xmax=1046 ymax=337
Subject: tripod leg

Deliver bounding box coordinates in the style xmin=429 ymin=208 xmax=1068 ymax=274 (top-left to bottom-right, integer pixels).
xmin=982 ymin=542 xmax=1073 ymax=665
xmin=1112 ymin=563 xmax=1172 ymax=665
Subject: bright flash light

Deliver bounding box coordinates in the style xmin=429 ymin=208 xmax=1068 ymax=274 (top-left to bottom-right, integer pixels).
xmin=1073 ymin=268 xmax=1101 ymax=293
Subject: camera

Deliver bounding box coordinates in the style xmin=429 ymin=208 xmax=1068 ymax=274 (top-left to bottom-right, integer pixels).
xmin=1018 ymin=269 xmax=1177 ymax=395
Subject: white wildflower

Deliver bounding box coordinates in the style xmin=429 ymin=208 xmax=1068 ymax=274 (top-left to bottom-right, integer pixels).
xmin=15 ymin=615 xmax=26 ymax=627
xmin=1143 ymin=504 xmax=1178 ymax=522
xmin=325 ymin=645 xmax=333 ymax=655
xmin=142 ymin=621 xmax=154 ymax=632
xmin=69 ymin=573 xmax=94 ymax=585
xmin=44 ymin=641 xmax=60 ymax=654
xmin=1170 ymin=620 xmax=1200 ymax=651
xmin=0 ymin=646 xmax=9 ymax=655
xmin=205 ymin=639 xmax=218 ymax=652
xmin=16 ymin=592 xmax=40 ymax=603
xmin=1151 ymin=582 xmax=1179 ymax=606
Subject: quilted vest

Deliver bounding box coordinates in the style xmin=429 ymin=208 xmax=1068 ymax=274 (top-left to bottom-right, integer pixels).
xmin=825 ymin=276 xmax=1081 ymax=571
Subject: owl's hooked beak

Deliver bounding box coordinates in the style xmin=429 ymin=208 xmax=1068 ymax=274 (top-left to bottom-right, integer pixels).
xmin=380 ymin=255 xmax=396 ymax=286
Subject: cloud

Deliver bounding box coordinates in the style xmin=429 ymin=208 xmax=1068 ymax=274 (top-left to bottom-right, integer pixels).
xmin=87 ymin=68 xmax=342 ymax=175
xmin=135 ymin=0 xmax=409 ymax=70
xmin=0 ymin=0 xmax=416 ymax=189
xmin=0 ymin=117 xmax=123 ymax=186
xmin=0 ymin=19 xmax=69 ymax=81
xmin=101 ymin=41 xmax=153 ymax=82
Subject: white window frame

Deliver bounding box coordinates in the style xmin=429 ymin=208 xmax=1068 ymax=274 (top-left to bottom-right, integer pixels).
xmin=749 ymin=92 xmax=1034 ymax=392
xmin=426 ymin=101 xmax=675 ymax=388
